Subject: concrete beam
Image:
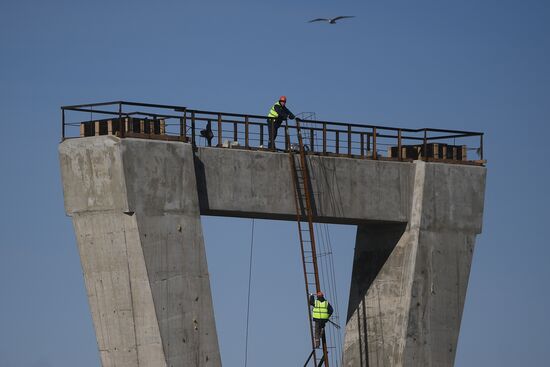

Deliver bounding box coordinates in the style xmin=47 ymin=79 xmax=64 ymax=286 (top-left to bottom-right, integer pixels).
xmin=194 ymin=146 xmax=414 ymax=224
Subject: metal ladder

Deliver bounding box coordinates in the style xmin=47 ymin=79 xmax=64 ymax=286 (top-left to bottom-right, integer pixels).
xmin=287 ymin=120 xmax=330 ymax=367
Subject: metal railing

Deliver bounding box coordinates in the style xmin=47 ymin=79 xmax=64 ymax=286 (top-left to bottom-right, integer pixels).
xmin=61 ymin=101 xmax=485 ymax=164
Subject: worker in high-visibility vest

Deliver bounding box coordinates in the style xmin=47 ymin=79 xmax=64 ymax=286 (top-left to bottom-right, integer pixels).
xmin=267 ymin=95 xmax=295 ymax=149
xmin=309 ymin=291 xmax=334 ymax=348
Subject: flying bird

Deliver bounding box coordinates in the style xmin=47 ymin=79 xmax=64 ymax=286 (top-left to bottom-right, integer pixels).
xmin=308 ymin=16 xmax=355 ymax=24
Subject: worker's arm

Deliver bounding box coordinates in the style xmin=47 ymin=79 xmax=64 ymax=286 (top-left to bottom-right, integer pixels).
xmin=274 ymin=104 xmax=295 ymax=120
xmin=285 ymin=106 xmax=295 ymax=120
xmin=328 ymin=303 xmax=334 ymax=317
xmin=309 ymin=294 xmax=315 ymax=306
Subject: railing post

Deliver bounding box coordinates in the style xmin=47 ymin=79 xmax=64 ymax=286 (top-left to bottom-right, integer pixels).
xmin=217 ymin=113 xmax=222 ymax=147
xmin=233 ymin=122 xmax=238 ymax=143
xmin=323 ymin=123 xmax=327 ymax=154
xmin=178 ymin=108 xmax=186 ymax=141
xmin=61 ymin=108 xmax=65 ymax=140
xmin=423 ymin=129 xmax=427 ymax=161
xmin=310 ymin=128 xmax=314 ymax=152
xmin=191 ymin=111 xmax=196 ymax=147
xmin=285 ymin=123 xmax=289 ymax=151
xmin=260 ymin=125 xmax=264 ymax=147
xmin=119 ymin=102 xmax=124 ymax=138
xmin=335 ymin=131 xmax=340 ymax=155
xmin=347 ymin=125 xmax=352 ymax=157
xmin=360 ymin=133 xmax=365 ymax=158
xmin=398 ymin=129 xmax=402 ymax=160
xmin=480 ymin=134 xmax=484 ymax=160
xmin=245 ymin=115 xmax=249 ymax=148
xmin=270 ymin=119 xmax=274 ymax=151
xmin=367 ymin=133 xmax=371 ymax=152
xmin=372 ymin=127 xmax=377 ymax=159
xmin=183 ymin=111 xmax=187 ymax=141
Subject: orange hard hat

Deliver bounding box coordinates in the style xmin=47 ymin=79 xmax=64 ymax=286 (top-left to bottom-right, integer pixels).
xmin=317 ymin=291 xmax=324 ymax=297
xmin=279 ymin=95 xmax=287 ymax=102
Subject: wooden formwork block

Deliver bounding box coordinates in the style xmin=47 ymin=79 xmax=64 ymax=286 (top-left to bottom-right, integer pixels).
xmin=452 ymin=147 xmax=457 ymax=160
xmin=94 ymin=121 xmax=100 ymax=136
xmin=433 ymin=143 xmax=439 ymax=159
xmin=139 ymin=119 xmax=145 ymax=134
xmin=150 ymin=119 xmax=155 ymax=135
xmin=80 ymin=123 xmax=85 ymax=137
xmin=462 ymin=145 xmax=467 ymax=160
xmin=160 ymin=119 xmax=166 ymax=135
xmin=390 ymin=146 xmax=406 ymax=159
xmin=107 ymin=120 xmax=113 ymax=135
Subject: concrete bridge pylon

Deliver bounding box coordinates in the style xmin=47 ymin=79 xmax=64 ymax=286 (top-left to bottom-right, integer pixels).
xmin=59 ymin=136 xmax=486 ymax=367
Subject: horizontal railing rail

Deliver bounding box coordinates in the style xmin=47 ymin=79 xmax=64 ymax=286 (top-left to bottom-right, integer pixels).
xmin=61 ymin=101 xmax=485 ymax=164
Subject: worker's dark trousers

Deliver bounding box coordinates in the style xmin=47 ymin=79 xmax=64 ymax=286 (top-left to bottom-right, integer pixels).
xmin=313 ymin=319 xmax=327 ymax=348
xmin=267 ymin=118 xmax=284 ymax=149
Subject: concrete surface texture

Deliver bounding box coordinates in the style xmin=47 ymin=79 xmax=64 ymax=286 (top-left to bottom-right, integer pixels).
xmin=59 ymin=136 xmax=486 ymax=367
xmin=60 ymin=137 xmax=221 ymax=367
xmin=194 ymin=147 xmax=414 ymax=223
xmin=342 ymin=161 xmax=485 ymax=367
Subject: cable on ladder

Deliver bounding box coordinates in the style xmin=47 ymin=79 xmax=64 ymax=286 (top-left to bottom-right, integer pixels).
xmin=287 ymin=120 xmax=332 ymax=366
xmin=292 ymin=116 xmax=344 ymax=366
xmin=244 ymin=219 xmax=255 ymax=367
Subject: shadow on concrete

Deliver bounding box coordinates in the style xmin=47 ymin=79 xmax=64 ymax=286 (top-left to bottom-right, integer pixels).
xmin=346 ymin=222 xmax=407 ymax=322
xmin=194 ymin=155 xmax=210 ymax=212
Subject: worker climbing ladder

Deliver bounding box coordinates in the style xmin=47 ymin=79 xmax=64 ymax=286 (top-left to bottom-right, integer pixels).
xmin=287 ymin=120 xmax=331 ymax=367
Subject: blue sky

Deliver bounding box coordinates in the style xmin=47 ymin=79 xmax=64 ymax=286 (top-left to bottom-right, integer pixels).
xmin=1 ymin=0 xmax=549 ymax=366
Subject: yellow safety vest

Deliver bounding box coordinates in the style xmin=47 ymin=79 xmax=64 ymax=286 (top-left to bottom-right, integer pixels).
xmin=268 ymin=102 xmax=281 ymax=118
xmin=312 ymin=300 xmax=330 ymax=320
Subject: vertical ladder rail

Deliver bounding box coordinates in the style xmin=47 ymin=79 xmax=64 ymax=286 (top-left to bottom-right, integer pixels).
xmin=288 ymin=121 xmax=330 ymax=367
xmin=289 ymin=148 xmax=318 ymax=366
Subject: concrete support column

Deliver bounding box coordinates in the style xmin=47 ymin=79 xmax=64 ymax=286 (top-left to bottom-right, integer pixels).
xmin=343 ymin=161 xmax=485 ymax=367
xmin=73 ymin=211 xmax=167 ymax=367
xmin=60 ymin=137 xmax=221 ymax=367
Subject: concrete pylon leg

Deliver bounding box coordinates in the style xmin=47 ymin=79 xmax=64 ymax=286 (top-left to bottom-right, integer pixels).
xmin=343 ymin=222 xmax=410 ymax=367
xmin=73 ymin=211 xmax=167 ymax=366
xmin=60 ymin=137 xmax=221 ymax=367
xmin=343 ymin=161 xmax=483 ymax=367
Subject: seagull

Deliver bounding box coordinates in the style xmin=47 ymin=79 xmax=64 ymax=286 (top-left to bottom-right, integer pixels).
xmin=308 ymin=16 xmax=355 ymax=24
